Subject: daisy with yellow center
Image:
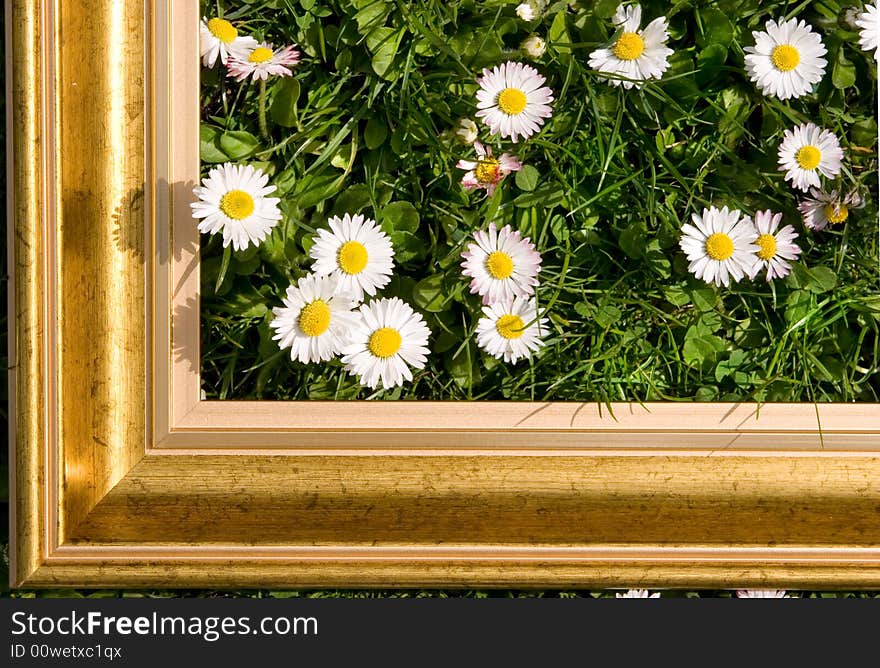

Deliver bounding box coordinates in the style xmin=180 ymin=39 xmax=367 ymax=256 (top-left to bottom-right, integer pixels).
xmin=200 ymin=17 xmax=257 ymax=67
xmin=475 ymin=61 xmax=554 ymax=143
xmin=270 ymin=275 xmax=360 ymax=364
xmin=190 ymin=163 xmax=282 ymax=251
xmin=798 ymin=187 xmax=864 ymax=231
xmin=746 ymin=210 xmax=802 ymax=282
xmin=341 ymin=298 xmax=431 ymax=390
xmin=744 ymin=18 xmax=827 ymax=100
xmin=679 ymin=206 xmax=759 ymax=287
xmin=461 ymin=222 xmax=542 ymax=305
xmin=456 ymin=142 xmax=523 ymax=196
xmin=736 ymin=590 xmax=791 ymax=598
xmin=587 ymin=3 xmax=673 ymax=90
xmin=616 ymin=590 xmax=661 ymax=598
xmin=777 ymin=123 xmax=843 ymax=192
xmin=309 ymin=213 xmax=395 ymax=302
xmin=227 ymin=42 xmax=301 ymax=82
xmin=476 ymin=297 xmax=548 ymax=364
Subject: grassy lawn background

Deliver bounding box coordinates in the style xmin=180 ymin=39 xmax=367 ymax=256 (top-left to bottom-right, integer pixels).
xmin=199 ymin=0 xmax=877 ymax=403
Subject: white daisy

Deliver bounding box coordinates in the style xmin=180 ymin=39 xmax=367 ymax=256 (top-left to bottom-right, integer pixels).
xmin=736 ymin=590 xmax=790 ymax=598
xmin=587 ymin=3 xmax=673 ymax=90
xmin=521 ymin=34 xmax=547 ymax=59
xmin=475 ymin=61 xmax=554 ymax=143
xmin=200 ymin=17 xmax=257 ymax=67
xmin=455 ymin=118 xmax=479 ymax=145
xmin=744 ymin=18 xmax=827 ymax=100
xmin=615 ymin=590 xmax=661 ymax=598
xmin=227 ymin=42 xmax=301 ymax=82
xmin=747 ymin=210 xmax=802 ymax=282
xmin=190 ymin=163 xmax=282 ymax=251
xmin=798 ymin=188 xmax=865 ymax=231
xmin=309 ymin=213 xmax=395 ymax=302
xmin=476 ymin=297 xmax=548 ymax=364
xmin=679 ymin=206 xmax=759 ymax=288
xmin=341 ymin=298 xmax=431 ymax=390
xmin=456 ymin=142 xmax=523 ymax=196
xmin=856 ymin=2 xmax=879 ymax=56
xmin=777 ymin=123 xmax=844 ymax=192
xmin=270 ymin=275 xmax=360 ymax=364
xmin=461 ymin=222 xmax=542 ymax=305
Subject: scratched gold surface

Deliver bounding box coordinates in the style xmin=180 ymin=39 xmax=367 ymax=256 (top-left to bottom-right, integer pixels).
xmin=10 ymin=0 xmax=46 ymax=587
xmin=54 ymin=0 xmax=145 ymax=541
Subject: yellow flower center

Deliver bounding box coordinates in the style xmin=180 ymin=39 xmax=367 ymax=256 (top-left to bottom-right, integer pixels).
xmin=796 ymin=145 xmax=821 ymax=170
xmin=475 ymin=159 xmax=500 ymax=185
xmin=248 ymin=46 xmax=274 ymax=64
xmin=368 ymin=327 xmax=402 ymax=358
xmin=824 ymin=204 xmax=849 ymax=224
xmin=496 ymin=314 xmax=525 ymax=340
xmin=705 ymin=232 xmax=734 ymax=261
xmin=497 ymin=87 xmax=528 ymax=115
xmin=219 ymin=189 xmax=255 ymax=220
xmin=337 ymin=241 xmax=369 ymax=275
xmin=298 ymin=300 xmax=332 ymax=337
xmin=485 ymin=251 xmax=515 ymax=279
xmin=756 ymin=233 xmax=777 ymax=261
xmin=613 ymin=32 xmax=645 ymax=61
xmin=771 ymin=44 xmax=800 ymax=72
xmin=207 ymin=18 xmax=237 ymax=44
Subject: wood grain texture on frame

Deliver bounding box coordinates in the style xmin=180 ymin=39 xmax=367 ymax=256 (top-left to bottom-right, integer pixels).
xmin=8 ymin=0 xmax=880 ymax=589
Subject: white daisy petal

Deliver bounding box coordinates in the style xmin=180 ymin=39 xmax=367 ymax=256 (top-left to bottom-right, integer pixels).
xmin=588 ymin=4 xmax=672 ymax=89
xmin=736 ymin=590 xmax=790 ymax=598
xmin=475 ymin=61 xmax=554 ymax=142
xmin=798 ymin=187 xmax=863 ymax=231
xmin=461 ymin=223 xmax=542 ymax=305
xmin=341 ymin=298 xmax=431 ymax=390
xmin=744 ymin=18 xmax=826 ymax=99
xmin=777 ymin=123 xmax=843 ymax=193
xmin=746 ymin=210 xmax=802 ymax=281
xmin=856 ymin=3 xmax=879 ymax=56
xmin=309 ymin=213 xmax=395 ymax=303
xmin=616 ymin=589 xmax=662 ymax=598
xmin=270 ymin=274 xmax=360 ymax=364
xmin=227 ymin=41 xmax=301 ymax=82
xmin=679 ymin=206 xmax=758 ymax=287
xmin=200 ymin=17 xmax=258 ymax=67
xmin=190 ymin=162 xmax=282 ymax=251
xmin=476 ymin=297 xmax=548 ymax=364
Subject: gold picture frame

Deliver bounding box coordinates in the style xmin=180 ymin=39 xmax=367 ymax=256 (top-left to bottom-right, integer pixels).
xmin=9 ymin=0 xmax=880 ymax=589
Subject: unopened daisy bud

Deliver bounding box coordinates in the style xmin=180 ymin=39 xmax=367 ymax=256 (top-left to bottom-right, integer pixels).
xmin=516 ymin=0 xmax=546 ymax=21
xmin=455 ymin=118 xmax=479 ymax=145
xmin=521 ymin=34 xmax=547 ymax=59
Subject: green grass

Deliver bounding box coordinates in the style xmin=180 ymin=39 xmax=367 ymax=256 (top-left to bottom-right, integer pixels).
xmin=199 ymin=0 xmax=878 ymax=402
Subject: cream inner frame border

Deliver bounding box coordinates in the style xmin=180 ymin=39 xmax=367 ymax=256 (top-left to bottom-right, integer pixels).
xmin=158 ymin=0 xmax=880 ymax=452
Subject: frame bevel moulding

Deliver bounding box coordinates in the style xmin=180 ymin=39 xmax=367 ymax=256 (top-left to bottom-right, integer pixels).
xmin=8 ymin=0 xmax=880 ymax=589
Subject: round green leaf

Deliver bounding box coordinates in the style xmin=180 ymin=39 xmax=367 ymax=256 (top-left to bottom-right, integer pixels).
xmin=515 ymin=165 xmax=540 ymax=192
xmin=269 ymin=78 xmax=301 ymax=128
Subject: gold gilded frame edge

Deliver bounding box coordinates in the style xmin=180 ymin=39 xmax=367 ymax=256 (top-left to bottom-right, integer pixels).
xmin=9 ymin=0 xmax=880 ymax=589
